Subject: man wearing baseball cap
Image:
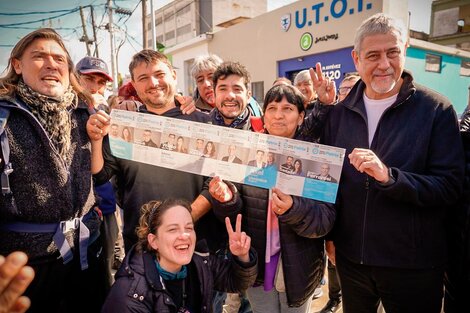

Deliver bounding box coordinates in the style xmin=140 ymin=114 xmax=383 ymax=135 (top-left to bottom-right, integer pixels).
xmin=76 ymin=56 xmax=119 ymax=291
xmin=76 ymin=56 xmax=113 ymax=111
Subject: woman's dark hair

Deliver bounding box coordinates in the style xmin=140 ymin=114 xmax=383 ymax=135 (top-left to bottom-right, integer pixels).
xmin=294 ymin=159 xmax=303 ymax=174
xmin=204 ymin=141 xmax=216 ymax=157
xmin=136 ymin=199 xmax=192 ymax=252
xmin=121 ymin=126 xmax=133 ymax=142
xmin=263 ymin=84 xmax=305 ymax=114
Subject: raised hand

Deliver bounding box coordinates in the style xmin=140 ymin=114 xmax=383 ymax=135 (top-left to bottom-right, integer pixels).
xmin=86 ymin=110 xmax=110 ymax=142
xmin=226 ymin=214 xmax=251 ymax=262
xmin=208 ymin=176 xmax=233 ymax=203
xmin=309 ymin=62 xmax=337 ymax=105
xmin=176 ymin=95 xmax=197 ymax=115
xmin=0 ymin=252 xmax=35 ymax=313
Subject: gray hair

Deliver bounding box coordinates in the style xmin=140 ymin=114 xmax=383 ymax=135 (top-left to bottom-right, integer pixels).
xmin=293 ymin=69 xmax=311 ymax=86
xmin=340 ymin=73 xmax=361 ymax=86
xmin=190 ymin=54 xmax=223 ymax=79
xmin=354 ymin=13 xmax=408 ymax=53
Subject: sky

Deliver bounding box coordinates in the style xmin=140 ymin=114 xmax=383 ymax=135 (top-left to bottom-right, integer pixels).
xmin=0 ymin=0 xmax=433 ymax=78
xmin=0 ymin=0 xmax=142 ymax=78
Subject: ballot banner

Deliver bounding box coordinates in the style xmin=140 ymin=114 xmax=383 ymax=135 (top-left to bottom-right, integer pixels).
xmin=109 ymin=109 xmax=345 ymax=203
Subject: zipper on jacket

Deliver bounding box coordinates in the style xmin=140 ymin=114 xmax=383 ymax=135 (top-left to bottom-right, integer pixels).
xmin=360 ymin=175 xmax=370 ymax=264
xmin=344 ymin=84 xmax=413 ymax=265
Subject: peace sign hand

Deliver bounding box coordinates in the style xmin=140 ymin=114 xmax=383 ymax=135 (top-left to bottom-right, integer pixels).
xmin=309 ymin=62 xmax=337 ymax=105
xmin=226 ymin=214 xmax=251 ymax=263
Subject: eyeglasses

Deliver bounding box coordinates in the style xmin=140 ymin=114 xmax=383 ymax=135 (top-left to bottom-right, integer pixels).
xmin=338 ymin=86 xmax=352 ymax=95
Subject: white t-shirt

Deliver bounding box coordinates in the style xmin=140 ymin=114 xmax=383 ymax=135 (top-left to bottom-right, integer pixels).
xmin=363 ymin=93 xmax=398 ymax=146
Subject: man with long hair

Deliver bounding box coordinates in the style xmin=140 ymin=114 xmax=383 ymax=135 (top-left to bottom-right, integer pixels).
xmin=0 ymin=28 xmax=106 ymax=312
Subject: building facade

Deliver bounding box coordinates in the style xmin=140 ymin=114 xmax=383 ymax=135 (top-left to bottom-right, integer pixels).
xmin=430 ymin=0 xmax=470 ymax=51
xmin=152 ymin=0 xmax=268 ymax=49
xmin=165 ymin=0 xmax=470 ymax=113
xmin=405 ymin=38 xmax=470 ymax=113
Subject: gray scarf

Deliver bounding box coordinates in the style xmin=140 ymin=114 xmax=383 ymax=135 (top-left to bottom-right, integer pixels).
xmin=16 ymin=79 xmax=77 ymax=162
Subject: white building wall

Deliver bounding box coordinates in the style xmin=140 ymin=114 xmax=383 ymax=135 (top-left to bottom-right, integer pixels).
xmin=212 ymin=0 xmax=268 ymax=28
xmin=166 ymin=0 xmax=411 ymax=98
xmin=207 ymin=0 xmax=390 ymax=89
xmin=167 ymin=35 xmax=212 ymax=96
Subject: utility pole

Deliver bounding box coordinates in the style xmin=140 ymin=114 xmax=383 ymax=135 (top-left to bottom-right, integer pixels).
xmin=79 ymin=6 xmax=91 ymax=56
xmin=150 ymin=0 xmax=156 ymax=51
xmin=107 ymin=0 xmax=118 ymax=93
xmin=142 ymin=0 xmax=148 ymax=49
xmin=90 ymin=5 xmax=99 ymax=58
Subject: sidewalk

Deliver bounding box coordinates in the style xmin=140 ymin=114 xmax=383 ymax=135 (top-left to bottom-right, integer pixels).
xmin=310 ymin=282 xmax=340 ymax=313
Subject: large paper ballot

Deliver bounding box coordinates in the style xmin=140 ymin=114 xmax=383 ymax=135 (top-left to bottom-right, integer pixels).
xmin=108 ymin=110 xmax=345 ymax=203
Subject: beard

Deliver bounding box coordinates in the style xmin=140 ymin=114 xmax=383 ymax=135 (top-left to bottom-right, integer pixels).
xmin=370 ymin=70 xmax=398 ymax=95
xmin=142 ymin=87 xmax=174 ymax=110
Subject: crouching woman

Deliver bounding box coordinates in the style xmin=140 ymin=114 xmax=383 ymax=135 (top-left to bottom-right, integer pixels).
xmin=102 ymin=199 xmax=257 ymax=313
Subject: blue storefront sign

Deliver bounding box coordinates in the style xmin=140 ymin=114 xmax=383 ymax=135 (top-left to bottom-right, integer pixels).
xmin=278 ymin=47 xmax=357 ymax=87
xmin=289 ymin=0 xmax=374 ymax=30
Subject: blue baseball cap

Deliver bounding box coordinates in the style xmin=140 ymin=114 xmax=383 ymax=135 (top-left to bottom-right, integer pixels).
xmin=76 ymin=56 xmax=113 ymax=81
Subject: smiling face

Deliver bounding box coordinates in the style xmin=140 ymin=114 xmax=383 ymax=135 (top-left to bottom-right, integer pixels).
xmin=352 ymin=32 xmax=406 ymax=100
xmin=122 ymin=128 xmax=131 ymax=141
xmin=131 ymin=60 xmax=177 ymax=114
xmin=177 ymin=137 xmax=184 ymax=148
xmin=148 ymin=205 xmax=196 ymax=273
xmin=320 ymin=164 xmax=330 ymax=177
xmin=214 ymin=74 xmax=249 ymax=125
xmin=263 ymin=96 xmax=304 ymax=139
xmin=206 ymin=142 xmax=214 ymax=153
xmin=295 ymin=79 xmax=316 ymax=103
xmin=142 ymin=130 xmax=152 ymax=142
xmin=12 ymin=38 xmax=70 ymax=97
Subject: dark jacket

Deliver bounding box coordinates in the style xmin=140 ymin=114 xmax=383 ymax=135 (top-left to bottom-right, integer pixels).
xmin=444 ymin=110 xmax=470 ymax=312
xmin=0 ymin=96 xmax=99 ymax=260
xmin=323 ymin=71 xmax=465 ymax=269
xmin=102 ymin=242 xmax=258 ymax=313
xmin=93 ymin=105 xmax=227 ymax=254
xmin=211 ymin=182 xmax=335 ymax=307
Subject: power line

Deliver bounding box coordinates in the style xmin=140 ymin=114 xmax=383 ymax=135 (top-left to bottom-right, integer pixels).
xmin=117 ymin=0 xmax=141 ymax=26
xmin=0 ymin=9 xmax=75 ymax=16
xmin=114 ymin=23 xmax=142 ymax=47
xmin=0 ymin=25 xmax=78 ymax=30
xmin=0 ymin=8 xmax=80 ymax=28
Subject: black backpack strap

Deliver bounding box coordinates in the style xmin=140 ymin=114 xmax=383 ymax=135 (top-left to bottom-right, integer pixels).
xmin=0 ymin=106 xmax=13 ymax=195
